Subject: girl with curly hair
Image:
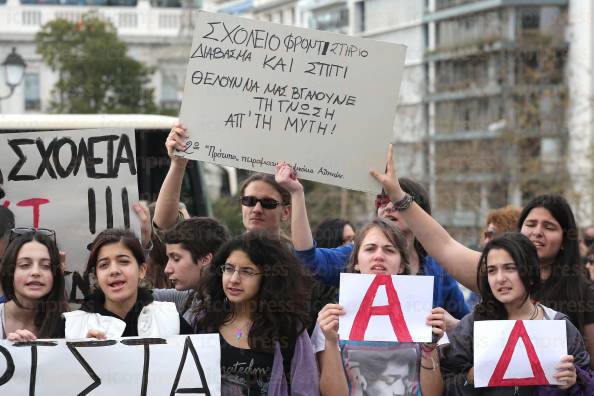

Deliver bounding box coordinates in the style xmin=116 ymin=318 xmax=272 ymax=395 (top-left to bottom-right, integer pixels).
xmin=194 ymin=233 xmax=319 ymax=396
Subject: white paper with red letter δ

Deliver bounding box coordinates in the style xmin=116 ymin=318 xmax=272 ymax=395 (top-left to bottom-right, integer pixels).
xmin=338 ymin=273 xmax=434 ymax=342
xmin=474 ymin=320 xmax=567 ymax=388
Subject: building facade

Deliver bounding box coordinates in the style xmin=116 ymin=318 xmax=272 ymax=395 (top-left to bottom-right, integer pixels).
xmin=0 ymin=0 xmax=200 ymax=113
xmin=2 ymin=0 xmax=592 ymax=235
xmin=351 ymin=0 xmax=594 ymax=241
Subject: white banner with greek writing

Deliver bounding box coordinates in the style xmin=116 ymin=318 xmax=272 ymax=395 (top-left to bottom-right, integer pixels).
xmin=0 ymin=128 xmax=141 ymax=302
xmin=0 ymin=335 xmax=221 ymax=395
xmin=179 ymin=11 xmax=407 ymax=193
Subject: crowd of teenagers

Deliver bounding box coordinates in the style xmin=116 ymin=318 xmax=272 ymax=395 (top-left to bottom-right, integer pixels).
xmin=0 ymin=124 xmax=593 ymax=395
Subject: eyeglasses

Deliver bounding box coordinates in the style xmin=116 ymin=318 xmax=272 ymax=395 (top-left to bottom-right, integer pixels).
xmin=375 ymin=194 xmax=391 ymax=209
xmin=220 ymin=263 xmax=263 ymax=278
xmin=240 ymin=196 xmax=283 ymax=210
xmin=9 ymin=227 xmax=56 ymax=244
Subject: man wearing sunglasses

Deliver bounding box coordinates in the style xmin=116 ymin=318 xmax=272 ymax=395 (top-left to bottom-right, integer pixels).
xmin=0 ymin=207 xmax=16 ymax=303
xmin=155 ymin=122 xmax=291 ymax=237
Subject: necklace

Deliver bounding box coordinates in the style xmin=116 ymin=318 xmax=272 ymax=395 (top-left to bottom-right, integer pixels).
xmin=234 ymin=321 xmax=251 ymax=341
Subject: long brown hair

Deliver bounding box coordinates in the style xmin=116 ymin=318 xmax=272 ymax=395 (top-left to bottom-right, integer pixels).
xmin=347 ymin=218 xmax=410 ymax=274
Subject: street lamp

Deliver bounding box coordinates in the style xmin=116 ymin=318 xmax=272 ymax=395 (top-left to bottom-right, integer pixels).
xmin=0 ymin=47 xmax=27 ymax=101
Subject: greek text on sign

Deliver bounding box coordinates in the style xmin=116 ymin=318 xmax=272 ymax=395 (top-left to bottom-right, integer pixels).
xmin=179 ymin=11 xmax=407 ymax=193
xmin=0 ymin=334 xmax=221 ymax=395
xmin=474 ymin=320 xmax=567 ymax=387
xmin=338 ymin=274 xmax=434 ymax=342
xmin=0 ymin=128 xmax=141 ymax=302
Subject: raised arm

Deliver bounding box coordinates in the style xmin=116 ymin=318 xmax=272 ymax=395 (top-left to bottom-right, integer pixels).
xmin=153 ymin=122 xmax=189 ymax=230
xmin=275 ymin=163 xmax=351 ymax=285
xmin=275 ymin=162 xmax=313 ymax=250
xmin=371 ymin=145 xmax=481 ymax=291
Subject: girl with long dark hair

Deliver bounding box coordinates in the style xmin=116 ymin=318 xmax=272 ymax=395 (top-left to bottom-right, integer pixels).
xmin=372 ymin=145 xmax=594 ymax=367
xmin=1 ymin=228 xmax=68 ymax=340
xmin=441 ymin=233 xmax=591 ymax=394
xmin=194 ymin=233 xmax=319 ymax=396
xmin=60 ymin=228 xmax=192 ymax=338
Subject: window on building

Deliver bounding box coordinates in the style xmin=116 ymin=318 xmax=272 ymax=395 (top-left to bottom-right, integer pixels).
xmin=519 ymin=7 xmax=540 ymax=30
xmin=150 ymin=0 xmax=180 ymax=7
xmin=355 ymin=1 xmax=365 ymax=33
xmin=160 ymin=75 xmax=180 ymax=111
xmin=24 ymin=73 xmax=41 ymax=111
xmin=309 ymin=6 xmax=348 ymax=33
xmin=20 ymin=0 xmax=137 ymax=5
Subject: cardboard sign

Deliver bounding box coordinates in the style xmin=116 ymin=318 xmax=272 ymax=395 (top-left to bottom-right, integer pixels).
xmin=474 ymin=320 xmax=567 ymax=388
xmin=338 ymin=274 xmax=434 ymax=342
xmin=179 ymin=11 xmax=407 ymax=193
xmin=0 ymin=128 xmax=141 ymax=302
xmin=0 ymin=334 xmax=220 ymax=395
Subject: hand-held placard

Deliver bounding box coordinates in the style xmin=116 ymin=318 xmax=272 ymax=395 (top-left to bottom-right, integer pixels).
xmin=179 ymin=11 xmax=407 ymax=193
xmin=488 ymin=320 xmax=548 ymax=387
xmin=0 ymin=335 xmax=220 ymax=395
xmin=473 ymin=320 xmax=567 ymax=388
xmin=0 ymin=128 xmax=141 ymax=305
xmin=349 ymin=274 xmax=412 ymax=342
xmin=338 ymin=274 xmax=434 ymax=343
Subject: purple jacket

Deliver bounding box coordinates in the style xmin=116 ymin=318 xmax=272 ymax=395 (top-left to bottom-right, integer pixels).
xmin=267 ymin=330 xmax=320 ymax=396
xmin=534 ymin=365 xmax=594 ymax=395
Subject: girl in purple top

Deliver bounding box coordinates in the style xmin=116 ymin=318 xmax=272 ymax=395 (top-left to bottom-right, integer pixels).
xmin=193 ymin=233 xmax=319 ymax=396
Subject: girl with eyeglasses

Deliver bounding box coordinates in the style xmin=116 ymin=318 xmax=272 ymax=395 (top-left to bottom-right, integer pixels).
xmin=372 ymin=145 xmax=594 ymax=369
xmin=193 ymin=233 xmax=319 ymax=396
xmin=59 ymin=228 xmax=192 ymax=338
xmin=313 ymin=218 xmax=447 ymax=396
xmin=441 ymin=232 xmax=591 ymax=394
xmin=0 ymin=228 xmax=68 ymax=340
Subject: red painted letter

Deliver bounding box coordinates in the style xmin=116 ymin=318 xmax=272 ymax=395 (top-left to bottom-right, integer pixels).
xmin=17 ymin=198 xmax=50 ymax=228
xmin=488 ymin=320 xmax=548 ymax=386
xmin=349 ymin=274 xmax=412 ymax=342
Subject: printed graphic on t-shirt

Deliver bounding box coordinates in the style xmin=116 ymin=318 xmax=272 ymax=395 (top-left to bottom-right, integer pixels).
xmin=220 ymin=338 xmax=273 ymax=396
xmin=341 ymin=341 xmax=420 ymax=396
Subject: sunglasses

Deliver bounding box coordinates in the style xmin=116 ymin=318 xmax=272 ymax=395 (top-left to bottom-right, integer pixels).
xmin=584 ymin=238 xmax=594 ymax=247
xmin=240 ymin=196 xmax=283 ymax=209
xmin=9 ymin=227 xmax=56 ymax=244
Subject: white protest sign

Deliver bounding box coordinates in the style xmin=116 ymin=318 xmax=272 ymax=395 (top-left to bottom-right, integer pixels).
xmin=0 ymin=334 xmax=220 ymax=395
xmin=338 ymin=273 xmax=434 ymax=342
xmin=474 ymin=320 xmax=567 ymax=388
xmin=179 ymin=11 xmax=407 ymax=193
xmin=0 ymin=128 xmax=141 ymax=301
